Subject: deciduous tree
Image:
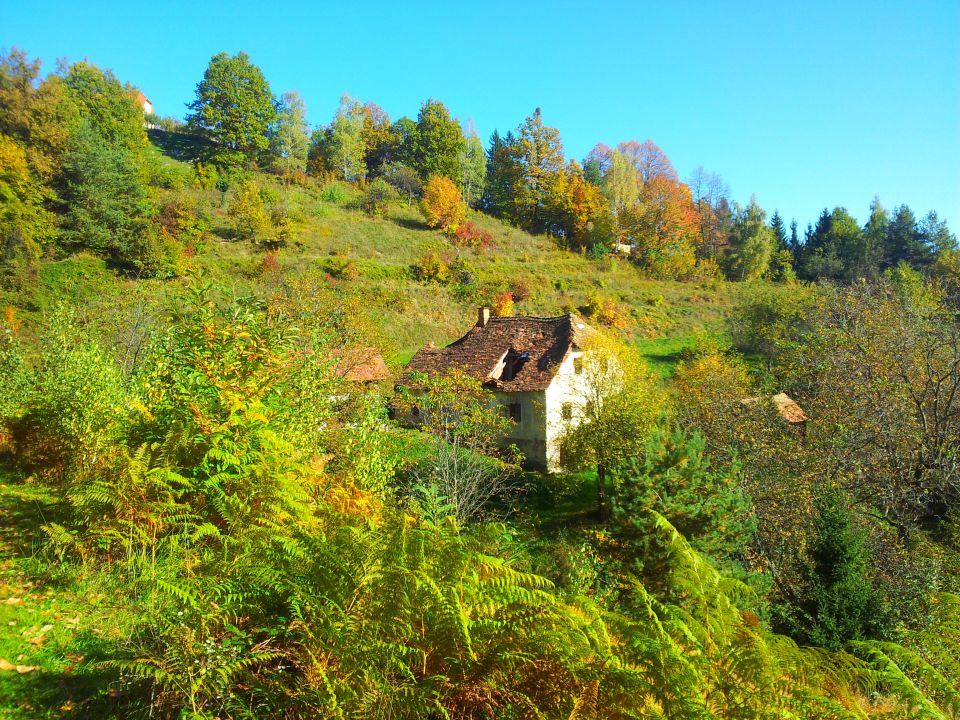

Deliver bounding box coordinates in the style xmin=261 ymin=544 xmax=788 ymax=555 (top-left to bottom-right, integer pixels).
xmin=186 ymin=51 xmax=278 ymax=168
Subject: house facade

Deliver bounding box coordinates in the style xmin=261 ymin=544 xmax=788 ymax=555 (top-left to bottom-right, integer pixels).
xmin=404 ymin=308 xmax=595 ymax=471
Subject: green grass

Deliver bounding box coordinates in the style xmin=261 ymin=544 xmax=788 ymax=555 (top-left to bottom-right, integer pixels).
xmin=0 ymin=464 xmax=134 ymax=718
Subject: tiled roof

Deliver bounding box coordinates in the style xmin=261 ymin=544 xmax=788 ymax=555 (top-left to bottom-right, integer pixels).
xmin=405 ymin=314 xmax=592 ymax=392
xmin=332 ymin=347 xmax=390 ymax=382
xmin=740 ymin=392 xmax=809 ymax=424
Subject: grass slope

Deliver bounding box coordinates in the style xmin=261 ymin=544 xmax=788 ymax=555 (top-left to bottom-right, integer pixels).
xmin=2 ymin=145 xmax=753 ymax=374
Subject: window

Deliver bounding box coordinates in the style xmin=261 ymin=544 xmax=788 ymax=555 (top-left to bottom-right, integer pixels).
xmin=507 ymin=402 xmax=522 ymax=422
xmin=573 ymin=357 xmax=583 ymax=374
xmin=561 ymin=402 xmax=573 ymax=421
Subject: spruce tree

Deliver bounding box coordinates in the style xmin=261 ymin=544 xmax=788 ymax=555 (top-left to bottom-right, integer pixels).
xmin=784 ymin=488 xmax=880 ymax=650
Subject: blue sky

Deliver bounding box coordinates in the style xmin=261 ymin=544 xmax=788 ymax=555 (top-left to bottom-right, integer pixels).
xmin=3 ymin=0 xmax=958 ymax=231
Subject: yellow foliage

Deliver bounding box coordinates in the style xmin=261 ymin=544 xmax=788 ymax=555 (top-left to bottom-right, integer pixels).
xmin=492 ymin=291 xmax=514 ymax=317
xmin=420 ymin=175 xmax=465 ymax=229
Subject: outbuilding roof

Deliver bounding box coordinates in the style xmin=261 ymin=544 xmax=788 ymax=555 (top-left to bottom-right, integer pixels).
xmin=740 ymin=392 xmax=809 ymax=424
xmin=405 ymin=313 xmax=593 ymax=392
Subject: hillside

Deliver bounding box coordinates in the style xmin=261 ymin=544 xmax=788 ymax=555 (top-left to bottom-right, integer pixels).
xmin=1 ymin=149 xmax=746 ymax=373
xmin=2 ymin=49 xmax=959 ymax=719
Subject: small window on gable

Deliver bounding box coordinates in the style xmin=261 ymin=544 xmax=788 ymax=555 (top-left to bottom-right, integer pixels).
xmin=573 ymin=357 xmax=583 ymax=374
xmin=507 ymin=402 xmax=522 ymax=422
xmin=561 ymin=402 xmax=573 ymax=421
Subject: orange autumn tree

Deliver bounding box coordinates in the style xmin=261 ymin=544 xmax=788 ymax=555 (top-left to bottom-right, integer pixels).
xmin=556 ymin=160 xmax=613 ymax=250
xmin=607 ymin=139 xmax=701 ymax=278
xmin=420 ymin=175 xmax=466 ymax=229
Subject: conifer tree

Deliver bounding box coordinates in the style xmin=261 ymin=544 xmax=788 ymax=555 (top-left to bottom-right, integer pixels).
xmin=782 ymin=487 xmax=880 ymax=650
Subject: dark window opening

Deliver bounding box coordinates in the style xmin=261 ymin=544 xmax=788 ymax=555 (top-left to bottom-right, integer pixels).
xmin=573 ymin=357 xmax=583 ymax=374
xmin=500 ymin=349 xmax=531 ymax=381
xmin=561 ymin=403 xmax=573 ymax=421
xmin=507 ymin=402 xmax=522 ymax=422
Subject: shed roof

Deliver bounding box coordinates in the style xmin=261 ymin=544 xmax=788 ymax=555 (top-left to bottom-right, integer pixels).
xmin=333 ymin=347 xmax=390 ymax=382
xmin=740 ymin=392 xmax=809 ymax=424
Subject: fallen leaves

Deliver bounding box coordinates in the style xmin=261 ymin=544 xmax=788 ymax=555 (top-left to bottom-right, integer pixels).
xmin=0 ymin=657 xmax=36 ymax=673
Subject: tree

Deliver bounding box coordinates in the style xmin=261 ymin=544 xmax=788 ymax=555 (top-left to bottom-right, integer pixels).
xmin=558 ymin=331 xmax=663 ymax=516
xmin=63 ymin=61 xmax=147 ymax=150
xmin=360 ymin=101 xmax=394 ymax=177
xmin=557 ymin=160 xmax=613 ymax=250
xmin=779 ymin=487 xmax=880 ymax=650
xmin=382 ymin=162 xmax=420 ymax=206
xmin=481 ymin=130 xmax=519 ymax=217
xmin=770 ymin=211 xmax=787 ymax=249
xmin=314 ymin=94 xmax=366 ymax=181
xmin=460 ymin=131 xmax=486 ymax=207
xmin=269 ymin=90 xmax=309 ymax=176
xmin=885 ymin=204 xmax=930 ymax=269
xmin=619 ymin=139 xmax=678 ymax=186
xmin=612 ymin=424 xmax=755 ymax=581
xmin=57 ymin=121 xmax=155 ymax=268
xmin=726 ymin=197 xmax=775 ymax=280
xmin=688 ymin=166 xmax=732 ymax=261
xmin=625 ymin=174 xmax=700 ymax=278
xmin=186 ymin=51 xmax=278 ymax=168
xmin=602 ymin=150 xmax=639 ymax=217
xmin=512 ymin=108 xmax=565 ymax=232
xmin=582 ymin=143 xmax=612 ymax=186
xmin=410 ymin=99 xmax=465 ymax=183
xmin=0 ymin=133 xmax=54 ymax=260
xmin=397 ymin=371 xmax=519 ymax=525
xmin=420 ymin=175 xmax=465 ymax=229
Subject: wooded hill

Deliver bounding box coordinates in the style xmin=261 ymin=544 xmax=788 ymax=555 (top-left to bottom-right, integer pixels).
xmin=0 ymin=48 xmax=959 ymax=719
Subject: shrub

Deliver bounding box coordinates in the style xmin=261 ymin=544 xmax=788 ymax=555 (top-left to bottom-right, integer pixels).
xmin=260 ymin=252 xmax=280 ymax=275
xmin=413 ymin=252 xmax=450 ymax=284
xmin=447 ymin=221 xmax=493 ymax=250
xmin=362 ymin=178 xmax=395 ymax=217
xmin=510 ymin=279 xmax=532 ymax=302
xmin=585 ymin=293 xmax=628 ymax=328
xmin=319 ymin=181 xmax=350 ymax=204
xmin=420 ymin=176 xmax=466 ymax=229
xmin=492 ymin=291 xmax=514 ymax=317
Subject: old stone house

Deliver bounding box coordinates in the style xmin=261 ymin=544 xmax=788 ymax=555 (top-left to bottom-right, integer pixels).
xmin=404 ymin=308 xmax=595 ymax=471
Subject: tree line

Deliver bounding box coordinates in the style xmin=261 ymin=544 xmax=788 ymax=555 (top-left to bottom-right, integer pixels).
xmin=181 ymin=51 xmax=958 ymax=283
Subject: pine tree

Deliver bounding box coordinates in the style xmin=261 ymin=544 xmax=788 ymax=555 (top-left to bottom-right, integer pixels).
xmin=782 ymin=488 xmax=880 ymax=650
xmin=611 ymin=424 xmax=755 ymax=583
xmin=481 ymin=130 xmax=519 ymax=218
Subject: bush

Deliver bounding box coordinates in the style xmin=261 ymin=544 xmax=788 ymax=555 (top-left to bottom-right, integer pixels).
xmin=585 ymin=293 xmax=628 ymax=328
xmin=413 ymin=252 xmax=450 ymax=284
xmin=260 ymin=252 xmax=280 ymax=275
xmin=319 ymin=181 xmax=350 ymax=204
xmin=492 ymin=291 xmax=514 ymax=317
xmin=510 ymin=279 xmax=532 ymax=302
xmin=447 ymin=221 xmax=493 ymax=250
xmin=362 ymin=178 xmax=394 ymax=217
xmin=420 ymin=176 xmax=466 ymax=229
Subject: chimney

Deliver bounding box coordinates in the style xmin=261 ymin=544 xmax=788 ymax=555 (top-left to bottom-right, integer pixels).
xmin=477 ymin=306 xmax=491 ymax=327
